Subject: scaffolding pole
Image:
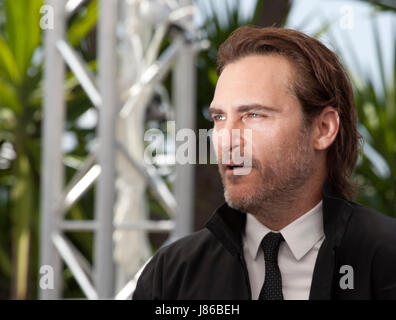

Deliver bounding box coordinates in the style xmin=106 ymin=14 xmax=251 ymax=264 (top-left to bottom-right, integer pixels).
xmin=93 ymin=0 xmax=118 ymax=299
xmin=39 ymin=0 xmax=66 ymax=300
xmin=172 ymin=34 xmax=196 ymax=240
xmin=39 ymin=0 xmax=200 ymax=300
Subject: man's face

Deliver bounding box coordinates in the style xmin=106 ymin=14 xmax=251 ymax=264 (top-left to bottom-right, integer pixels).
xmin=209 ymin=54 xmax=315 ymax=213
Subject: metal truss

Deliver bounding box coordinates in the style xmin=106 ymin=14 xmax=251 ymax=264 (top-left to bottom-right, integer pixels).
xmin=40 ymin=0 xmax=202 ymax=299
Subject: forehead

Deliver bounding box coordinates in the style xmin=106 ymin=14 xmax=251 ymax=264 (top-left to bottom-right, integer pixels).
xmin=212 ymin=54 xmax=296 ymax=111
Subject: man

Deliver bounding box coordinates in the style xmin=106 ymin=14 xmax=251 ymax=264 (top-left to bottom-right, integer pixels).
xmin=133 ymin=26 xmax=396 ymax=300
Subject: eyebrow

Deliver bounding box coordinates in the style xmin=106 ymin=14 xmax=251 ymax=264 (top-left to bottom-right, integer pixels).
xmin=208 ymin=104 xmax=279 ymax=116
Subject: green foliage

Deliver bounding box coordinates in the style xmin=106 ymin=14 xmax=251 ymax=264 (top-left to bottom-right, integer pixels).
xmin=0 ymin=0 xmax=44 ymax=300
xmin=359 ymin=0 xmax=396 ymax=12
xmin=348 ymin=21 xmax=396 ymax=216
xmin=68 ymin=0 xmax=98 ymax=47
xmin=328 ymin=13 xmax=395 ymax=217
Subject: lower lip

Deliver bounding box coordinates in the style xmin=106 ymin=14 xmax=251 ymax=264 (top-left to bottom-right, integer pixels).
xmin=225 ymin=167 xmax=253 ymax=176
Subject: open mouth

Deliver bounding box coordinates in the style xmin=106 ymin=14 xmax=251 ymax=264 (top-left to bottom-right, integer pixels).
xmin=226 ymin=164 xmax=244 ymax=170
xmin=224 ymin=164 xmax=253 ymax=174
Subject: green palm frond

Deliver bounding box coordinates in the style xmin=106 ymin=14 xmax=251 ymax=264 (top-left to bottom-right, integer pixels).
xmin=349 ymin=20 xmax=396 ymax=216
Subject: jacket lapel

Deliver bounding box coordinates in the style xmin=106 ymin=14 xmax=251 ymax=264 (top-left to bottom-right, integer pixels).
xmin=206 ymin=202 xmax=246 ymax=256
xmin=309 ymin=179 xmax=353 ymax=299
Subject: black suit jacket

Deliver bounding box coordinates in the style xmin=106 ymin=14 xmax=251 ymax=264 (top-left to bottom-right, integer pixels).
xmin=133 ymin=179 xmax=396 ymax=299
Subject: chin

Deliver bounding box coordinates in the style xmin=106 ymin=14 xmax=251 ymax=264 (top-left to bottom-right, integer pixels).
xmin=224 ymin=184 xmax=255 ymax=211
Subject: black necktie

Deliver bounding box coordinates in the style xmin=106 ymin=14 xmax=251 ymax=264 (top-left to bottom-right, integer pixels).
xmin=258 ymin=232 xmax=284 ymax=300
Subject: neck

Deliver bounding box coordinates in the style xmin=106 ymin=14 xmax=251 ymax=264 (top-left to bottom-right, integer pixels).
xmin=249 ymin=177 xmax=325 ymax=231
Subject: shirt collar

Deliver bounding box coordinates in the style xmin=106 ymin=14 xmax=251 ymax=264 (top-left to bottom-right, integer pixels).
xmin=244 ymin=199 xmax=324 ymax=261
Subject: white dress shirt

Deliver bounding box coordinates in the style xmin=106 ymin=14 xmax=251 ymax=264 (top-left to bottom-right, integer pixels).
xmin=242 ymin=200 xmax=325 ymax=300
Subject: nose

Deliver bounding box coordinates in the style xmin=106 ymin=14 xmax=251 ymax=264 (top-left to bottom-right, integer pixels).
xmin=214 ymin=118 xmax=246 ymax=163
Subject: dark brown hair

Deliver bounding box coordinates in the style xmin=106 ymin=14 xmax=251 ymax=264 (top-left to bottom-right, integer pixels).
xmin=216 ymin=26 xmax=363 ymax=200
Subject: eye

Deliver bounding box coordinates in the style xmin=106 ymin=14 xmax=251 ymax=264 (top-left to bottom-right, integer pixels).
xmin=211 ymin=114 xmax=226 ymax=122
xmin=246 ymin=113 xmax=264 ymax=119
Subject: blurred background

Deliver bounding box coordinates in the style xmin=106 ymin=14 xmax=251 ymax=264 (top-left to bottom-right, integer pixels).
xmin=0 ymin=0 xmax=395 ymax=299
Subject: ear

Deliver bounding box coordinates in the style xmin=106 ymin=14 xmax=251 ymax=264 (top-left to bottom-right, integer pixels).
xmin=313 ymin=106 xmax=340 ymax=151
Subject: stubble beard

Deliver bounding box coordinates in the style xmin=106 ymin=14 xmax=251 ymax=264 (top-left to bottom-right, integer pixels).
xmin=219 ymin=123 xmax=314 ymax=222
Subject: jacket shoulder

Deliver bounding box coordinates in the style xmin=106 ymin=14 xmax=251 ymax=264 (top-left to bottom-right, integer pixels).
xmin=132 ymin=228 xmax=222 ymax=299
xmin=345 ymin=200 xmax=396 ymax=239
xmin=342 ymin=200 xmax=396 ymax=299
xmin=159 ymin=228 xmax=219 ymax=259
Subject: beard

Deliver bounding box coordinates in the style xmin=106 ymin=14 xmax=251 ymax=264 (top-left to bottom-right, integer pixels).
xmin=218 ymin=122 xmax=314 ymax=219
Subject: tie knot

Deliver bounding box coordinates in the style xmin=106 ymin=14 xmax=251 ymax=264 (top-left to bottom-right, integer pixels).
xmin=260 ymin=232 xmax=284 ymax=262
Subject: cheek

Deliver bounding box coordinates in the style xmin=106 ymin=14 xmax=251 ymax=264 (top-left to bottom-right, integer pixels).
xmin=211 ymin=129 xmax=221 ymax=157
xmin=251 ymin=136 xmax=269 ymax=163
xmin=251 ymin=126 xmax=278 ymax=149
xmin=250 ymin=124 xmax=290 ymax=162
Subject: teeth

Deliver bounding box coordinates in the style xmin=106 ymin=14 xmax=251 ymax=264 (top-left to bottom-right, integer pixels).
xmin=230 ymin=166 xmax=253 ymax=175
